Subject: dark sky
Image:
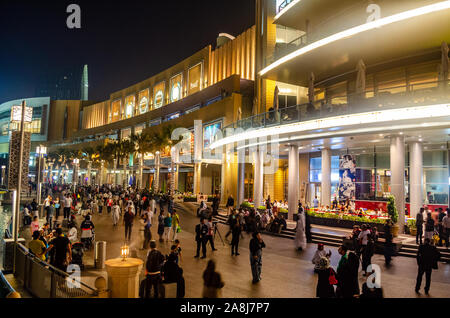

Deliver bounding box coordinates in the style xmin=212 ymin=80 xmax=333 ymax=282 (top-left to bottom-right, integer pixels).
xmin=0 ymin=0 xmax=255 ymax=104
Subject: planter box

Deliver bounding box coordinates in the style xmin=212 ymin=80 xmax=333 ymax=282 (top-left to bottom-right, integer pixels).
xmin=183 ymin=197 xmax=197 ymax=203
xmin=309 ymin=216 xmax=385 ymax=232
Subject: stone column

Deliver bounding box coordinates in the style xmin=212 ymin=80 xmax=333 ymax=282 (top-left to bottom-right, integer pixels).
xmin=105 ymin=258 xmax=143 ymax=298
xmin=409 ymin=141 xmax=423 ymax=218
xmin=237 ymin=148 xmax=246 ymax=206
xmin=321 ymin=148 xmax=331 ymax=207
xmin=99 ymin=161 xmax=104 ymax=186
xmin=253 ymin=150 xmax=264 ymax=208
xmin=390 ymin=135 xmax=405 ymax=233
xmin=288 ymin=145 xmax=299 ymax=220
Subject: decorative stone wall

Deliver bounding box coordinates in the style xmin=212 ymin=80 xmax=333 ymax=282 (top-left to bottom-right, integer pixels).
xmin=7 ymin=131 xmax=31 ymax=190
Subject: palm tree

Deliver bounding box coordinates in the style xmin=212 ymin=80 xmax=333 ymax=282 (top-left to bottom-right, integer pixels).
xmin=118 ymin=139 xmax=135 ymax=188
xmin=131 ymin=132 xmax=153 ymax=190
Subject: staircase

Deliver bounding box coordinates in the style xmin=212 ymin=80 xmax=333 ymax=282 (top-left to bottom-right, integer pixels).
xmin=212 ymin=213 xmax=450 ymax=262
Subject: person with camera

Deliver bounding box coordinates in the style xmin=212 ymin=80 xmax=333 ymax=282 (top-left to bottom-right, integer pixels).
xmin=205 ymin=217 xmax=218 ymax=252
xmin=195 ymin=218 xmax=209 ymax=259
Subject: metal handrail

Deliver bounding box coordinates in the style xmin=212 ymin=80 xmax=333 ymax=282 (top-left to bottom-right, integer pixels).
xmin=16 ymin=243 xmax=98 ymax=298
xmin=224 ymin=80 xmax=450 ymax=132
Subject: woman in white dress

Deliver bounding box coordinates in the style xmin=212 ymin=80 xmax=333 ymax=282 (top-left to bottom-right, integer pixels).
xmin=111 ymin=202 xmax=121 ymax=226
xmin=295 ymin=208 xmax=307 ymax=251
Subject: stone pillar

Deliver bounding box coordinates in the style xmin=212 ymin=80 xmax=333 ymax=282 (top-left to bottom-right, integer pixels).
xmin=390 ymin=135 xmax=405 ymax=233
xmin=409 ymin=141 xmax=423 ymax=218
xmin=288 ymin=145 xmax=299 ymax=220
xmin=105 ymin=258 xmax=143 ymax=298
xmin=253 ymin=150 xmax=264 ymax=208
xmin=321 ymin=148 xmax=331 ymax=207
xmin=237 ymin=148 xmax=246 ymax=206
xmin=99 ymin=161 xmax=104 ymax=186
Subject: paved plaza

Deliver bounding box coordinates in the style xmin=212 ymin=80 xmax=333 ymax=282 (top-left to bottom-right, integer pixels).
xmin=14 ymin=201 xmax=449 ymax=298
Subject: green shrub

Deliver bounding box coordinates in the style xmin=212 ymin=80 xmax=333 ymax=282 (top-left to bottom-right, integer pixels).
xmin=257 ymin=206 xmax=266 ymax=211
xmin=240 ymin=201 xmax=254 ymax=209
xmin=407 ymin=219 xmax=416 ymax=229
xmin=387 ymin=195 xmax=398 ymax=224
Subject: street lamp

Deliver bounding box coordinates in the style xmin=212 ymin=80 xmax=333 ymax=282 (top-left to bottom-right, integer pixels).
xmin=36 ymin=145 xmax=47 ymax=205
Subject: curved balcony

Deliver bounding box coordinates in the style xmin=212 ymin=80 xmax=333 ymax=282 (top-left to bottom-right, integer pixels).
xmin=223 ymin=80 xmax=450 ymax=133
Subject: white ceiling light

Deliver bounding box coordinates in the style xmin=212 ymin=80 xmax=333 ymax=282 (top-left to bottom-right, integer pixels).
xmin=210 ymin=103 xmax=450 ymax=150
xmin=260 ymin=1 xmax=450 ymax=76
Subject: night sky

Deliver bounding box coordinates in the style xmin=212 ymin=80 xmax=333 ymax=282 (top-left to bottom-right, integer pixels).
xmin=0 ymin=0 xmax=255 ymax=104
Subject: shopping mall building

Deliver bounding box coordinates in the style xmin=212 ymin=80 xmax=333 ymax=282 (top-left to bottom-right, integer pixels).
xmin=1 ymin=0 xmax=449 ymax=230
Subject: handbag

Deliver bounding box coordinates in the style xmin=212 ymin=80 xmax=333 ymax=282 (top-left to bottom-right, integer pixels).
xmin=328 ymin=268 xmax=338 ymax=285
xmin=176 ymin=225 xmax=182 ymax=233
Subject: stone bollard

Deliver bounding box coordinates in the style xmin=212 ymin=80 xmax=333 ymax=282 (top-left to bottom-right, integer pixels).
xmin=94 ymin=276 xmax=109 ymax=298
xmin=105 ymin=258 xmax=143 ymax=298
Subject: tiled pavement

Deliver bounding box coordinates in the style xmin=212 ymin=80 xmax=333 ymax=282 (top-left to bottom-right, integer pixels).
xmin=9 ymin=201 xmax=450 ymax=298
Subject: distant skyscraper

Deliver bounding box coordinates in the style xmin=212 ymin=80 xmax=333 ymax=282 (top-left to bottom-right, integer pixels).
xmin=81 ymin=64 xmax=89 ymax=101
xmin=35 ymin=65 xmax=88 ymax=101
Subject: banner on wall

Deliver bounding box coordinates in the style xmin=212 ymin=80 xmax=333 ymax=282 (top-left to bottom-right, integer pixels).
xmin=111 ymin=100 xmax=121 ymax=123
xmin=339 ymin=154 xmax=356 ymax=201
xmin=125 ymin=95 xmax=135 ymax=119
xmin=188 ymin=63 xmax=202 ymax=95
xmin=138 ymin=89 xmax=149 ymax=114
xmin=153 ymin=82 xmax=165 ymax=109
xmin=170 ymin=73 xmax=183 ymax=103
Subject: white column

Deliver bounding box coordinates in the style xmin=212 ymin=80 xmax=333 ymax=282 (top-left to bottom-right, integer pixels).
xmin=288 ymin=145 xmax=299 ymax=220
xmin=237 ymin=148 xmax=246 ymax=206
xmin=390 ymin=135 xmax=405 ymax=233
xmin=193 ymin=120 xmax=203 ymax=195
xmin=321 ymin=148 xmax=331 ymax=207
xmin=253 ymin=150 xmax=264 ymax=208
xmin=410 ymin=142 xmax=423 ymax=218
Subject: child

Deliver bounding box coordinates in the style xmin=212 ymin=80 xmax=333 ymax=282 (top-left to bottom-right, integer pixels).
xmin=174 ymin=239 xmax=182 ymax=263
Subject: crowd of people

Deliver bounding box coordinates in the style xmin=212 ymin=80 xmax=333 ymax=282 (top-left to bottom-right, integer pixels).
xmin=17 ymin=182 xmax=449 ymax=298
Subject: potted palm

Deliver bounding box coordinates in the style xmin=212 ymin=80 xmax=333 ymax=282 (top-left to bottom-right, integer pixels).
xmin=407 ymin=219 xmax=417 ymax=236
xmin=387 ymin=195 xmax=399 ymax=237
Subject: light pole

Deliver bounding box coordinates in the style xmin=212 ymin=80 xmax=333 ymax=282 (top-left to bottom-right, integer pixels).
xmin=36 ymin=145 xmax=47 ymax=206
xmin=1 ymin=165 xmax=5 ymax=186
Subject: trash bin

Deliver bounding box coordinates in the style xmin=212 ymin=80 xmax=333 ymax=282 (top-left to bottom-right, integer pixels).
xmin=94 ymin=241 xmax=106 ymax=269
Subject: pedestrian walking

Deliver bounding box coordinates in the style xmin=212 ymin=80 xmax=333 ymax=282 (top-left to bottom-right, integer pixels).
xmin=225 ymin=209 xmax=238 ymax=240
xmin=111 ymin=201 xmax=120 ymax=226
xmin=316 ymin=257 xmax=337 ymax=298
xmin=442 ymin=209 xmax=450 ymax=248
xmin=226 ymin=195 xmax=234 ymax=216
xmin=163 ymin=212 xmax=172 ymax=242
xmin=416 ymin=207 xmax=425 ymax=245
xmin=415 ymin=238 xmax=441 ymax=295
xmin=249 ymin=232 xmax=265 ymax=284
xmin=142 ymin=207 xmax=153 ymax=249
xmin=205 ymin=217 xmax=217 ymax=252
xmin=157 ymin=210 xmax=165 ymax=242
xmin=202 ymin=260 xmax=224 ymax=298
xmin=171 ymin=210 xmax=180 ymax=241
xmin=425 ymin=213 xmax=435 ymax=241
xmin=142 ymin=241 xmax=166 ymax=298
xmin=231 ymin=218 xmax=241 ymax=256
xmin=195 ymin=218 xmax=208 ymax=259
xmin=294 ymin=206 xmax=307 ymax=251
xmin=123 ymin=206 xmax=134 ymax=241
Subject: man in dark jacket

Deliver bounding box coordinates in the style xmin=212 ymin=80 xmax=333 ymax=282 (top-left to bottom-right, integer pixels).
xmin=416 ymin=207 xmax=424 ymax=245
xmin=212 ymin=194 xmax=220 ymax=216
xmin=415 ymin=238 xmax=440 ymax=295
xmin=143 ymin=240 xmax=166 ymax=298
xmin=249 ymin=232 xmax=265 ymax=284
xmin=226 ymin=195 xmax=234 ymax=216
xmin=194 ymin=218 xmax=208 ymax=259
